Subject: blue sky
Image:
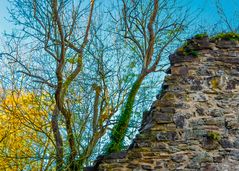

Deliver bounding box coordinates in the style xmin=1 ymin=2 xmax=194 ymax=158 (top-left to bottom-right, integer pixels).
xmin=0 ymin=0 xmax=11 ymax=34
xmin=0 ymin=0 xmax=237 ymax=35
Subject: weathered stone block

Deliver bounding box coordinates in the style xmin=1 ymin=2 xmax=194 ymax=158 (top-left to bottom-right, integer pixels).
xmin=201 ymin=136 xmax=220 ymax=150
xmin=127 ymin=163 xmax=140 ymax=169
xmin=230 ymin=150 xmax=239 ymax=160
xmin=201 ymin=164 xmax=218 ymax=171
xmin=220 ymin=138 xmax=233 ymax=148
xmin=173 ymin=115 xmax=185 ymax=128
xmin=156 ymin=132 xmax=178 ymax=141
xmin=141 ymin=164 xmax=152 ymax=170
xmin=210 ymin=109 xmax=224 ymax=117
xmin=226 ymin=79 xmax=239 ymax=90
xmin=233 ymin=138 xmax=239 ymax=148
xmin=171 ymin=153 xmax=188 ymax=163
xmin=153 ymin=112 xmax=173 ymax=123
xmin=204 ymin=118 xmax=224 ymax=126
xmin=104 ymin=151 xmax=127 ymax=160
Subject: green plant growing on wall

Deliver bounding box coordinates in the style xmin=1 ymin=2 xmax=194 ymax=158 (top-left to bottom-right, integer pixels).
xmin=211 ymin=32 xmax=239 ymax=41
xmin=194 ymin=33 xmax=208 ymax=39
xmin=207 ymin=131 xmax=221 ymax=141
xmin=177 ymin=42 xmax=198 ymax=57
xmin=176 ymin=33 xmax=210 ymax=57
xmin=106 ymin=76 xmax=145 ymax=153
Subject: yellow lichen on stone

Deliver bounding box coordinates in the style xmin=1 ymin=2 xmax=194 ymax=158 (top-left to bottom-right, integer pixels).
xmin=211 ymin=78 xmax=219 ymax=90
xmin=162 ymin=92 xmax=176 ymax=101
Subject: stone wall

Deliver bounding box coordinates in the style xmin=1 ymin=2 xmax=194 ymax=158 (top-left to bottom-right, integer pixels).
xmin=93 ymin=35 xmax=239 ymax=170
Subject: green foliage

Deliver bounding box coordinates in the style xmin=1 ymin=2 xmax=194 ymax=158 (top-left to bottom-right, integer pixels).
xmin=177 ymin=32 xmax=239 ymax=58
xmin=207 ymin=131 xmax=221 ymax=141
xmin=67 ymin=57 xmax=77 ymax=64
xmin=106 ymin=77 xmax=144 ymax=154
xmin=177 ymin=32 xmax=209 ymax=57
xmin=188 ymin=50 xmax=198 ymax=57
xmin=194 ymin=33 xmax=208 ymax=39
xmin=177 ymin=42 xmax=198 ymax=57
xmin=211 ymin=32 xmax=239 ymax=41
xmin=129 ymin=61 xmax=136 ymax=68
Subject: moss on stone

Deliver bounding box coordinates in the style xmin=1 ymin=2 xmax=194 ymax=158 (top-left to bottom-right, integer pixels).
xmin=177 ymin=32 xmax=239 ymax=58
xmin=176 ymin=33 xmax=209 ymax=57
xmin=194 ymin=33 xmax=208 ymax=39
xmin=211 ymin=32 xmax=239 ymax=41
xmin=177 ymin=40 xmax=198 ymax=57
xmin=162 ymin=92 xmax=176 ymax=101
xmin=207 ymin=131 xmax=221 ymax=141
xmin=189 ymin=50 xmax=199 ymax=57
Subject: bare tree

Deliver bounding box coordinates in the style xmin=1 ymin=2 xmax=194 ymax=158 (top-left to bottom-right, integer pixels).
xmin=2 ymin=0 xmax=135 ymax=169
xmin=106 ymin=0 xmax=188 ymax=153
xmin=5 ymin=0 xmax=95 ymax=169
xmin=215 ymin=0 xmax=239 ymax=32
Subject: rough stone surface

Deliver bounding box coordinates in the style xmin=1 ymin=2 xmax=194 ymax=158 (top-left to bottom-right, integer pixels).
xmin=94 ymin=38 xmax=239 ymax=170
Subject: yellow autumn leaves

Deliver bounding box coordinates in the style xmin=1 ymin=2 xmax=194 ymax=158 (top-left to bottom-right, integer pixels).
xmin=0 ymin=91 xmax=53 ymax=171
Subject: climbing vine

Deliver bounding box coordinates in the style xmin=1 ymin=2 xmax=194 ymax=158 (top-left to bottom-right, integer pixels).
xmin=106 ymin=76 xmax=145 ymax=153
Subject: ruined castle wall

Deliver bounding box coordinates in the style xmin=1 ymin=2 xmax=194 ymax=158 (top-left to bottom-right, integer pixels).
xmin=96 ymin=36 xmax=239 ymax=171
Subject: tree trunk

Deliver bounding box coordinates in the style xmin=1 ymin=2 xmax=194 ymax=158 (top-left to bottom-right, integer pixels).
xmin=51 ymin=106 xmax=64 ymax=170
xmin=64 ymin=114 xmax=77 ymax=169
